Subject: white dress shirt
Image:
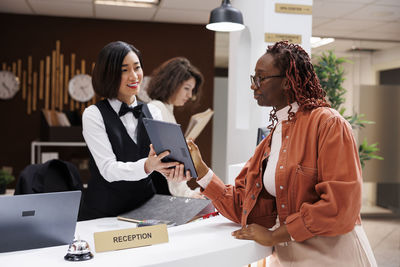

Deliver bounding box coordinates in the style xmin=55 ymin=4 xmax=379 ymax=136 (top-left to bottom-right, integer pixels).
xmin=82 ymin=97 xmax=162 ymax=183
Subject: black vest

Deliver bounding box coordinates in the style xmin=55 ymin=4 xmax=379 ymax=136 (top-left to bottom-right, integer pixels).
xmin=79 ymin=100 xmax=169 ymax=220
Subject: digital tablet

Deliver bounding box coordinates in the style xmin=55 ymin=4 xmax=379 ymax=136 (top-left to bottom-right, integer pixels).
xmin=143 ymin=118 xmax=198 ymax=178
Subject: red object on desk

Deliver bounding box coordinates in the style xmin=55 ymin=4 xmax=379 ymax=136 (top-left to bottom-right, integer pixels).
xmin=202 ymin=211 xmax=219 ymax=219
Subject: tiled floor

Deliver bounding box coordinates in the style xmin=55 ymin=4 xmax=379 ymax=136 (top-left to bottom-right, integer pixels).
xmin=362 ymin=216 xmax=400 ymax=267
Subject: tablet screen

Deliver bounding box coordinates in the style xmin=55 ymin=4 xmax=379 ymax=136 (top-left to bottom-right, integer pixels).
xmin=143 ymin=118 xmax=198 ymax=178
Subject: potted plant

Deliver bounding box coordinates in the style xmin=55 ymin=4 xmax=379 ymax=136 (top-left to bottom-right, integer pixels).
xmin=0 ymin=169 xmax=15 ymax=194
xmin=314 ymin=51 xmax=383 ymax=168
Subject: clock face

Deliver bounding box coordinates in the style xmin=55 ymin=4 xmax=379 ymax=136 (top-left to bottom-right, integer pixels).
xmin=0 ymin=71 xmax=20 ymax=100
xmin=68 ymin=74 xmax=95 ymax=102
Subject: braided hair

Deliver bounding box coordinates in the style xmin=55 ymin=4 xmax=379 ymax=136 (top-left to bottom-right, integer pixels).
xmin=266 ymin=41 xmax=330 ymax=129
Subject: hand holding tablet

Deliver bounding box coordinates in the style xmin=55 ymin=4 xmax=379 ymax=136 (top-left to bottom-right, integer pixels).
xmin=143 ymin=118 xmax=198 ymax=178
xmin=144 ymin=144 xmax=179 ymax=174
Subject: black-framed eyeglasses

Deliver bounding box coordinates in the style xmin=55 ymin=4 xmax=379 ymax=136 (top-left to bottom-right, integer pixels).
xmin=250 ymin=74 xmax=284 ymax=88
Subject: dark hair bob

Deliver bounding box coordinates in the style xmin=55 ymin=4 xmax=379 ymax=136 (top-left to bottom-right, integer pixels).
xmin=92 ymin=41 xmax=143 ymax=99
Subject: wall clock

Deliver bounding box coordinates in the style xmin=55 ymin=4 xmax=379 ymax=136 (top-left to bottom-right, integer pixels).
xmin=68 ymin=74 xmax=95 ymax=102
xmin=0 ymin=70 xmax=20 ymax=100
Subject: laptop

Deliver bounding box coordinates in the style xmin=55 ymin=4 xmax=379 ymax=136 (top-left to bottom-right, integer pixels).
xmin=256 ymin=127 xmax=270 ymax=145
xmin=143 ymin=118 xmax=198 ymax=178
xmin=0 ymin=190 xmax=81 ymax=253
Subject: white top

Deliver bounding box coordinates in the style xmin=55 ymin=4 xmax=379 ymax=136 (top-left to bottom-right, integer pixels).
xmin=263 ymin=102 xmax=299 ymax=196
xmin=198 ymin=103 xmax=299 ymax=196
xmin=148 ymin=99 xmax=199 ymax=198
xmin=148 ymin=100 xmax=176 ymax=124
xmin=82 ymin=97 xmax=162 ymax=183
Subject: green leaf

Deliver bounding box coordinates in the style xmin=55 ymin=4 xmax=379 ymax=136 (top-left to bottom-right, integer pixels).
xmin=0 ymin=170 xmax=15 ymax=185
xmin=358 ymin=138 xmax=384 ymax=168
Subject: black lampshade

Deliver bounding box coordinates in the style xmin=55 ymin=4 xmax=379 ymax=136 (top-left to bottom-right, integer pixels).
xmin=206 ymin=0 xmax=245 ymax=32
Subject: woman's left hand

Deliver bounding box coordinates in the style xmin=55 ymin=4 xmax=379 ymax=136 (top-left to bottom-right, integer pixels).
xmin=232 ymin=224 xmax=292 ymax=246
xmin=232 ymin=224 xmax=276 ymax=246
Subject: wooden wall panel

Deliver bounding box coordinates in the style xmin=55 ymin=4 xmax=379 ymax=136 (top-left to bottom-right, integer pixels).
xmin=0 ymin=14 xmax=215 ymax=186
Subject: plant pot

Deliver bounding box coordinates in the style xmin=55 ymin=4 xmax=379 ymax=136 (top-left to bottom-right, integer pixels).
xmin=0 ymin=184 xmax=6 ymax=194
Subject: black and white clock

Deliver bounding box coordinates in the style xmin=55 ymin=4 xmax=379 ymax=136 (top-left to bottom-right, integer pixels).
xmin=68 ymin=74 xmax=95 ymax=102
xmin=0 ymin=70 xmax=20 ymax=100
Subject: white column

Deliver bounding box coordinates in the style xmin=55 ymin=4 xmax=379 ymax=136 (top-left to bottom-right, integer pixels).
xmin=225 ymin=0 xmax=313 ymax=174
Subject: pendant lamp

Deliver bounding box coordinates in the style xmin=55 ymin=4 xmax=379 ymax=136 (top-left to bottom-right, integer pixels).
xmin=206 ymin=0 xmax=245 ymax=32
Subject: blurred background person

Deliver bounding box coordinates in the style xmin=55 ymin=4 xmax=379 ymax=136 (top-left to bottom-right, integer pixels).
xmin=146 ymin=57 xmax=204 ymax=199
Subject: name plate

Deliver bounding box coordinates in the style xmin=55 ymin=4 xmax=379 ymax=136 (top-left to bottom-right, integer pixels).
xmin=93 ymin=224 xmax=168 ymax=252
xmin=265 ymin=33 xmax=302 ymax=44
xmin=275 ymin=3 xmax=312 ymax=15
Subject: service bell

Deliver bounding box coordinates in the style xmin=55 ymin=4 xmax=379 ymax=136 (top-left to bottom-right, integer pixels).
xmin=64 ymin=238 xmax=94 ymax=261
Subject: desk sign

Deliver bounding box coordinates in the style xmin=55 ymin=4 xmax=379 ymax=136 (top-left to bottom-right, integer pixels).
xmin=275 ymin=3 xmax=312 ymax=15
xmin=93 ymin=224 xmax=168 ymax=252
xmin=265 ymin=33 xmax=302 ymax=44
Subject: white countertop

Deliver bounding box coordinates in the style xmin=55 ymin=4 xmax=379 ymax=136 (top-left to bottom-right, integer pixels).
xmin=0 ymin=215 xmax=271 ymax=267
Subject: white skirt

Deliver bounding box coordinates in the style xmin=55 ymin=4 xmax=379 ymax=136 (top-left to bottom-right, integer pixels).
xmin=268 ymin=225 xmax=377 ymax=267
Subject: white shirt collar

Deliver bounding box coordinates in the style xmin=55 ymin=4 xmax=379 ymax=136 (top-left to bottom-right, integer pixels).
xmin=276 ymin=102 xmax=299 ymax=123
xmin=108 ymin=97 xmax=138 ymax=113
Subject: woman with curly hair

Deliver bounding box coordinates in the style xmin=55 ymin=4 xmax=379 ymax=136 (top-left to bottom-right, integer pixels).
xmin=186 ymin=41 xmax=376 ymax=266
xmin=146 ymin=57 xmax=204 ymax=198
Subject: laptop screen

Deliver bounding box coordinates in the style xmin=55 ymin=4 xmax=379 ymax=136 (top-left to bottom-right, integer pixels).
xmin=257 ymin=127 xmax=270 ymax=145
xmin=0 ymin=191 xmax=81 ymax=253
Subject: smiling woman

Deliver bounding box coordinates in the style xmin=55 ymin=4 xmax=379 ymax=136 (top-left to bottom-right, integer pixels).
xmin=117 ymin=51 xmax=143 ymax=103
xmin=78 ymin=41 xmax=190 ymax=221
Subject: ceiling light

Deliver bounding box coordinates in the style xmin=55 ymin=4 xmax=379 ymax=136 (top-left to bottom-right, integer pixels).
xmin=206 ymin=0 xmax=245 ymax=32
xmin=310 ymin=37 xmax=335 ymax=48
xmin=94 ymin=0 xmax=160 ymax=8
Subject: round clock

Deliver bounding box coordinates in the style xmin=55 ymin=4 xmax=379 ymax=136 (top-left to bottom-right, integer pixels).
xmin=0 ymin=70 xmax=20 ymax=100
xmin=68 ymin=74 xmax=95 ymax=102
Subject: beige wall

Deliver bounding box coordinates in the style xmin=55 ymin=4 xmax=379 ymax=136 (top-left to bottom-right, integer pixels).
xmin=338 ymin=46 xmax=400 ymax=207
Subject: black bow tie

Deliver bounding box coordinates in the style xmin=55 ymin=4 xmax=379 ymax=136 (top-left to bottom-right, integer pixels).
xmin=118 ymin=103 xmax=142 ymax=118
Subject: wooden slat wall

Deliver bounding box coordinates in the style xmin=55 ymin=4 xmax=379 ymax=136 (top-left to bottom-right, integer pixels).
xmin=0 ymin=13 xmax=214 ymax=187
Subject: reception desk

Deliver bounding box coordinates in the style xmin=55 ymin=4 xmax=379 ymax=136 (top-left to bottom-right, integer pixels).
xmin=0 ymin=215 xmax=271 ymax=267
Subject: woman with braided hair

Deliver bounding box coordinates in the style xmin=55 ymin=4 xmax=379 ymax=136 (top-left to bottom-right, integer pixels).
xmin=185 ymin=41 xmax=376 ymax=266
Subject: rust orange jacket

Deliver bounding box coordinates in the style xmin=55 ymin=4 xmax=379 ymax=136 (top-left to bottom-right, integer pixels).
xmin=202 ymin=107 xmax=362 ymax=242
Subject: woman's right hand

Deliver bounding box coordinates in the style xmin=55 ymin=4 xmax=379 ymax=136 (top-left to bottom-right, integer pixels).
xmin=144 ymin=144 xmax=179 ymax=174
xmin=187 ymin=140 xmax=210 ymax=179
